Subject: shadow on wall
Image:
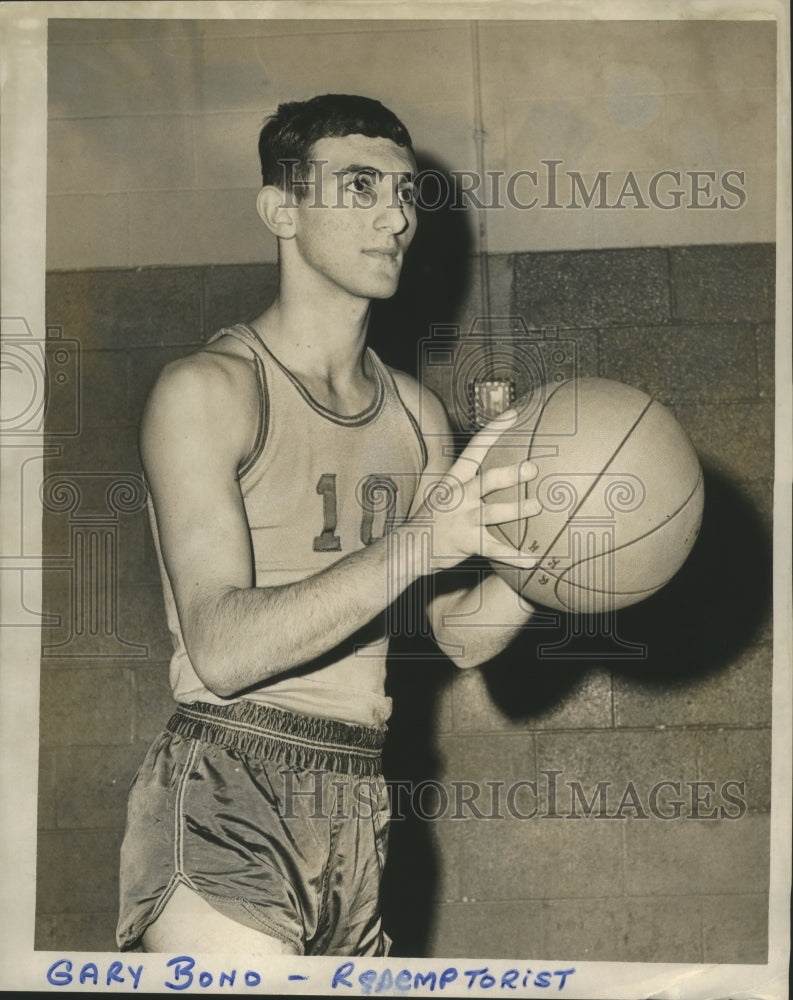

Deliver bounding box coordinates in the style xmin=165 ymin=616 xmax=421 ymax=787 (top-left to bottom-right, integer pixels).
xmin=368 ymin=152 xmax=474 ymax=377
xmin=611 ymin=463 xmax=773 ymax=683
xmin=480 ymin=461 xmax=772 ymax=717
xmin=382 ymin=629 xmax=456 ymax=957
xmin=373 ymin=154 xmax=475 ymax=956
xmin=381 ymin=463 xmax=773 ymax=955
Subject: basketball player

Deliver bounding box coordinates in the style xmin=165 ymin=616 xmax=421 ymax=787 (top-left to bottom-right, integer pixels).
xmin=117 ymin=94 xmax=539 ymax=957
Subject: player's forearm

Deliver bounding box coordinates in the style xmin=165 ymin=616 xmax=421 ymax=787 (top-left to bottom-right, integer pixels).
xmin=183 ymin=522 xmax=430 ymax=697
xmin=429 ymin=571 xmax=534 ymax=669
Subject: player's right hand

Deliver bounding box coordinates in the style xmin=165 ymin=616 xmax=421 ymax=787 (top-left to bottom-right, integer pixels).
xmin=407 ymin=409 xmax=542 ymax=573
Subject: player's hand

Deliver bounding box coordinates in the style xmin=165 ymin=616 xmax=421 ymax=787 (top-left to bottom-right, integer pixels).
xmin=408 ymin=409 xmax=542 ymax=573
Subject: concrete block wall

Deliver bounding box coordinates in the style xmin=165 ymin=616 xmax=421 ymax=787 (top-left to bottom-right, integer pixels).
xmin=406 ymin=244 xmax=774 ymax=962
xmin=36 ymin=243 xmax=774 ymax=961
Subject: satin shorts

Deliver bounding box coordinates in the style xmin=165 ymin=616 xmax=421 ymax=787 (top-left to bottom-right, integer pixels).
xmin=116 ymin=700 xmax=391 ymax=955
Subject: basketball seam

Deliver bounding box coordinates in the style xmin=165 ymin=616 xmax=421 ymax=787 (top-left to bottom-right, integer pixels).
xmin=549 ymin=446 xmax=704 ymax=609
xmin=523 ymin=389 xmax=656 ymax=588
xmin=554 ymin=464 xmax=704 ymax=582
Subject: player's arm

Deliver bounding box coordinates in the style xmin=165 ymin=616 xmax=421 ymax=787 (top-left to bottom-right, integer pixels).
xmin=143 ymin=351 xmax=416 ymax=697
xmin=142 ymin=353 xmax=534 ymax=698
xmin=392 ymin=372 xmax=539 ymax=669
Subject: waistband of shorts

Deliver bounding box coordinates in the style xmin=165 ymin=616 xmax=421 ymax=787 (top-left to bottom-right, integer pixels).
xmin=166 ymin=700 xmax=386 ymax=776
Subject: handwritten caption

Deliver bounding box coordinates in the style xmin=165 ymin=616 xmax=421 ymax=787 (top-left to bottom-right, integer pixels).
xmin=332 ymin=962 xmax=576 ymax=993
xmin=45 ymin=957 xmax=577 ymax=994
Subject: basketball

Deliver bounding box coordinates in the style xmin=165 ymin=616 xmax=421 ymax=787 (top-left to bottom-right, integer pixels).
xmin=483 ymin=377 xmax=704 ymax=613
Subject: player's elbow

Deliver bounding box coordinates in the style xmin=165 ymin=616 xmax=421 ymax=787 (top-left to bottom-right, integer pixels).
xmin=428 ymin=600 xmax=483 ymax=670
xmin=445 ymin=646 xmax=491 ymax=671
xmin=429 ymin=599 xmax=528 ymax=670
xmin=181 ymin=592 xmax=249 ymax=698
xmin=439 ymin=635 xmax=517 ymax=672
xmin=196 ymin=663 xmax=243 ymax=699
xmin=185 ymin=639 xmax=242 ymax=699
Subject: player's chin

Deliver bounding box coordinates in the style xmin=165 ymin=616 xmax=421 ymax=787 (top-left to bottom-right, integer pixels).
xmin=359 ymin=254 xmax=403 ymax=297
xmin=368 ymin=285 xmax=400 ymax=300
xmin=362 ymin=274 xmax=402 ymax=299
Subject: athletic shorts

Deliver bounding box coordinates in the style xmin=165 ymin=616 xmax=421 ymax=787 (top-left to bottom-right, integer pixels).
xmin=116 ymin=699 xmax=391 ymax=955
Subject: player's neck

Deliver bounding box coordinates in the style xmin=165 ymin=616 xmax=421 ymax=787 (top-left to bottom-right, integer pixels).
xmin=252 ymin=298 xmax=376 ymax=415
xmin=252 ymin=264 xmax=372 ymax=381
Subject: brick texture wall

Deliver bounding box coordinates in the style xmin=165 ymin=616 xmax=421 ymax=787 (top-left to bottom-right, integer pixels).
xmin=36 ymin=243 xmax=773 ymax=962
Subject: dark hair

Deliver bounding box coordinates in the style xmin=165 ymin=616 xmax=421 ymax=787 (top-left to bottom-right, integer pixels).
xmin=258 ymin=94 xmax=413 ymax=197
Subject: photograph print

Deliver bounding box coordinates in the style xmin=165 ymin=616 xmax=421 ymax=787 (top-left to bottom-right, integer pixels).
xmin=0 ymin=3 xmax=789 ymax=997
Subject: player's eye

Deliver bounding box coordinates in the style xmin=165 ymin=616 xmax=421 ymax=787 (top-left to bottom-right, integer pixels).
xmin=349 ymin=173 xmax=375 ymax=193
xmin=397 ymin=184 xmax=415 ymax=206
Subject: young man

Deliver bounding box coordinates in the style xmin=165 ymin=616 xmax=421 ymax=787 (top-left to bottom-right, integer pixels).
xmin=117 ymin=94 xmax=539 ymax=957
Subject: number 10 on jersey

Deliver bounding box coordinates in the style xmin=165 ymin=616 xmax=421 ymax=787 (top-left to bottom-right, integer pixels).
xmin=313 ymin=473 xmax=399 ymax=552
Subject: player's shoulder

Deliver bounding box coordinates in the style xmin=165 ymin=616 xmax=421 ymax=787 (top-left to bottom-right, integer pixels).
xmin=386 ymin=365 xmax=450 ymax=436
xmin=141 ymin=339 xmax=259 ymax=456
xmin=149 ymin=338 xmax=256 ymax=414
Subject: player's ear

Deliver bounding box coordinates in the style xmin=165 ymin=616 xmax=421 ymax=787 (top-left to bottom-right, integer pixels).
xmin=256 ymin=186 xmax=297 ymax=239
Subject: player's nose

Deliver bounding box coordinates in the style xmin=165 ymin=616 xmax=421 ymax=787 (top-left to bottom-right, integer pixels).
xmin=374 ymin=190 xmax=413 ymax=236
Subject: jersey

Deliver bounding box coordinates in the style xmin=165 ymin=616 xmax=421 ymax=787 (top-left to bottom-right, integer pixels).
xmin=148 ymin=323 xmax=428 ymax=728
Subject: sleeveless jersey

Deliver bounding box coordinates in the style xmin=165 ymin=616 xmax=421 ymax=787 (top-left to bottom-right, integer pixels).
xmin=149 ymin=323 xmax=427 ymax=728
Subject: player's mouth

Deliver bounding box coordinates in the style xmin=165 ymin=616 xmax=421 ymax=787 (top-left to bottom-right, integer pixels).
xmin=362 ymin=247 xmax=401 ymax=263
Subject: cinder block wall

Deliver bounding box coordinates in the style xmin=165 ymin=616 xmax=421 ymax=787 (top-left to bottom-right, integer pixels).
xmin=417 ymin=243 xmax=774 ymax=963
xmin=36 ymin=243 xmax=773 ymax=961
